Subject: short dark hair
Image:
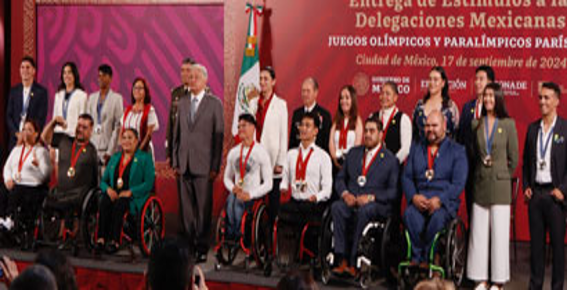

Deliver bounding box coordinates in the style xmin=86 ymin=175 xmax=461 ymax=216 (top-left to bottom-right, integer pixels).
xmin=301 ymin=111 xmax=321 ymax=129
xmin=21 ymin=56 xmax=37 ymax=69
xmin=365 ymin=114 xmax=383 ymax=132
xmin=277 ymin=270 xmax=318 ymax=290
xmin=182 ymin=57 xmax=196 ymax=65
xmin=238 ymin=113 xmax=257 ymax=128
xmin=23 ymin=118 xmax=42 ymax=144
xmin=541 ymin=81 xmax=561 ymax=100
xmin=147 ymin=238 xmax=194 ymax=290
xmin=475 ymin=65 xmax=496 ymax=82
xmin=122 ymin=128 xmax=140 ymax=140
xmin=98 ymin=64 xmax=113 ymax=77
xmin=10 ymin=264 xmax=57 ymax=290
xmin=35 ymin=249 xmax=77 ymax=290
xmin=261 ymin=66 xmax=276 ymax=79
xmin=78 ymin=113 xmax=94 ymax=126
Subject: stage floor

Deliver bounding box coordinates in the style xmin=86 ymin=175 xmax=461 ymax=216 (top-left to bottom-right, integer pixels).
xmin=0 ymin=242 xmax=565 ymax=290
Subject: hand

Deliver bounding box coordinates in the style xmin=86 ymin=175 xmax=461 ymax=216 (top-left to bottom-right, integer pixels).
xmin=119 ymin=190 xmax=133 ymax=198
xmin=15 ymin=132 xmax=23 ymax=146
xmin=273 ymin=166 xmax=283 ymax=175
xmin=551 ymin=188 xmax=564 ymax=202
xmin=524 ymin=188 xmax=533 ymax=201
xmin=412 ymin=194 xmax=429 ymax=212
xmin=193 ymin=265 xmax=208 ymax=290
xmin=309 ymin=195 xmax=317 ymax=203
xmin=342 ymin=192 xmax=357 ymax=208
xmin=54 ymin=116 xmax=68 ymax=129
xmin=0 ymin=256 xmax=19 ymax=285
xmin=428 ymin=197 xmax=442 ymax=214
xmin=209 ymin=171 xmax=218 ymax=181
xmin=237 ymin=191 xmax=251 ymax=202
xmin=5 ymin=179 xmax=15 ymax=191
xmin=31 ymin=149 xmax=39 ymax=167
xmin=232 ymin=186 xmax=243 ymax=196
xmin=356 ymin=195 xmax=369 ymax=207
xmin=107 ymin=189 xmax=118 ymax=201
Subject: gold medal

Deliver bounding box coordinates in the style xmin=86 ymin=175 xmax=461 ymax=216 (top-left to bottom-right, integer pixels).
xmin=425 ymin=169 xmax=435 ymax=181
xmin=237 ymin=179 xmax=244 ymax=187
xmin=67 ymin=167 xmax=76 ymax=178
xmin=117 ymin=178 xmax=124 ymax=189
xmin=14 ymin=172 xmax=22 ymax=183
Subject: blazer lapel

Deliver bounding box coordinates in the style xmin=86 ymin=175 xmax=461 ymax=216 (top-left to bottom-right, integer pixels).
xmin=129 ymin=152 xmax=141 ymax=183
xmin=550 ymin=119 xmax=563 ymax=177
xmin=477 ymin=124 xmax=488 ymax=157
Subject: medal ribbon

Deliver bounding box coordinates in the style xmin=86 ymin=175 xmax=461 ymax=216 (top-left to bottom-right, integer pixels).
xmin=18 ymin=145 xmax=33 ymax=174
xmin=70 ymin=141 xmax=89 ymax=171
xmin=239 ymin=142 xmax=255 ymax=183
xmin=361 ymin=145 xmax=382 ymax=178
xmin=295 ymin=147 xmax=314 ymax=182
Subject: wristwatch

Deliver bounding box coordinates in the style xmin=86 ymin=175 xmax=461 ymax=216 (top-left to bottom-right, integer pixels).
xmin=367 ymin=195 xmax=375 ymax=202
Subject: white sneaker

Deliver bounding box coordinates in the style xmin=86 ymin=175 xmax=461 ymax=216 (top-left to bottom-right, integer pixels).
xmin=4 ymin=217 xmax=14 ymax=231
xmin=490 ymin=285 xmax=504 ymax=290
xmin=475 ymin=282 xmax=489 ymax=290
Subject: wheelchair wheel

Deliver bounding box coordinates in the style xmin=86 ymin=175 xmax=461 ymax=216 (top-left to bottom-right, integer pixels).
xmin=444 ymin=218 xmax=466 ymax=287
xmin=40 ymin=201 xmax=63 ymax=244
xmin=252 ymin=203 xmax=271 ymax=276
xmin=138 ymin=196 xmax=165 ymax=257
xmin=318 ymin=208 xmax=333 ymax=285
xmin=215 ymin=209 xmax=237 ymax=267
xmin=80 ymin=189 xmax=100 ymax=252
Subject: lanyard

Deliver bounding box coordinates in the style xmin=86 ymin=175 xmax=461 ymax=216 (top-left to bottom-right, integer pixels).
xmin=97 ymin=92 xmax=108 ymax=125
xmin=295 ymin=147 xmax=314 ymax=181
xmin=538 ymin=125 xmax=554 ymax=160
xmin=18 ymin=145 xmax=34 ymax=173
xmin=338 ymin=119 xmax=350 ymax=150
xmin=361 ymin=145 xmax=382 ymax=177
xmin=427 ymin=145 xmax=439 ymax=170
xmin=239 ymin=142 xmax=255 ymax=182
xmin=62 ymin=90 xmax=75 ymax=120
xmin=70 ymin=141 xmax=88 ymax=170
xmin=381 ymin=107 xmax=398 ymax=141
xmin=118 ymin=153 xmax=133 ymax=181
xmin=484 ymin=116 xmax=498 ymax=156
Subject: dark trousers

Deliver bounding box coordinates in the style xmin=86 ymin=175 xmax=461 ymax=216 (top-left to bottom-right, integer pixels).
xmin=97 ymin=194 xmax=130 ymax=242
xmin=332 ymin=200 xmax=389 ymax=266
xmin=6 ymin=185 xmax=47 ymax=217
xmin=528 ymin=185 xmax=566 ymax=290
xmin=179 ymin=172 xmax=212 ymax=253
xmin=268 ymin=178 xmax=282 ymax=228
xmin=0 ymin=183 xmax=8 ymax=218
xmin=404 ymin=205 xmax=452 ymax=263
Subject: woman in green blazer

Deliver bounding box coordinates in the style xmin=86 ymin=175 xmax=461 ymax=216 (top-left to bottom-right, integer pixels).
xmin=466 ymin=83 xmax=519 ymax=290
xmin=96 ymin=128 xmax=155 ymax=253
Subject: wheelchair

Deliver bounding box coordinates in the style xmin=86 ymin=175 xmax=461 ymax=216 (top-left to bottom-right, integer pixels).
xmin=82 ymin=189 xmax=165 ymax=257
xmin=397 ymin=217 xmax=467 ymax=289
xmin=36 ymin=187 xmax=99 ymax=256
xmin=318 ymin=207 xmax=403 ymax=289
xmin=0 ymin=191 xmax=46 ymax=250
xmin=213 ymin=197 xmax=271 ymax=276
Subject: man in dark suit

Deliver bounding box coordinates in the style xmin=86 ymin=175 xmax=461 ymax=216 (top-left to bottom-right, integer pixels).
xmin=289 ymin=77 xmax=332 ymax=152
xmin=166 ymin=58 xmax=194 ymax=166
xmin=173 ymin=63 xmax=224 ymax=263
xmin=457 ymin=65 xmax=495 ymax=223
xmin=402 ymin=110 xmax=468 ymax=264
xmin=331 ymin=114 xmax=399 ymax=277
xmin=523 ymin=82 xmax=566 ymax=290
xmin=6 ymin=56 xmax=48 ymax=151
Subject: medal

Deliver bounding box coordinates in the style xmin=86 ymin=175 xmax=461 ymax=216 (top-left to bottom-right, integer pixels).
xmin=238 ymin=142 xmax=255 ymax=189
xmin=16 ymin=145 xmax=33 ymax=183
xmin=68 ymin=141 xmax=89 ymax=179
xmin=539 ymin=160 xmax=546 ymax=170
xmin=300 ymin=181 xmax=308 ymax=193
xmin=117 ymin=178 xmax=124 ymax=189
xmin=426 ymin=145 xmax=439 ymax=182
xmin=538 ymin=123 xmax=554 ymax=172
xmin=483 ymin=116 xmax=498 ymax=168
xmin=295 ymin=147 xmax=314 ymax=194
xmin=117 ymin=152 xmax=134 ymax=190
xmin=14 ymin=172 xmax=22 ymax=183
xmin=483 ymin=155 xmax=493 ymax=167
xmin=359 ymin=145 xmax=382 ymax=188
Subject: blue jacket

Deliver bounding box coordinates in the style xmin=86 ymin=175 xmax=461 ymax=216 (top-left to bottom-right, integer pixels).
xmin=402 ymin=138 xmax=468 ymax=215
xmin=335 ymin=145 xmax=399 ymax=207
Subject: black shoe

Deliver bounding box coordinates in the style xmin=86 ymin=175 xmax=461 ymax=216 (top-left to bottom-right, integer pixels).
xmin=105 ymin=242 xmax=119 ymax=254
xmin=196 ymin=252 xmax=208 ymax=264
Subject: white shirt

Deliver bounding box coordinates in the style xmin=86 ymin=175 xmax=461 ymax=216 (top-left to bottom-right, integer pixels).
xmin=304 ymin=102 xmax=317 ymax=113
xmin=120 ymin=106 xmax=160 ymax=133
xmin=379 ymin=107 xmax=412 ymax=163
xmin=3 ymin=144 xmax=51 ymax=187
xmin=333 ymin=118 xmax=357 ymax=158
xmin=191 ymin=90 xmax=206 ymax=111
xmin=53 ymin=89 xmax=88 ymax=137
xmin=535 ymin=116 xmax=557 ymax=184
xmin=364 ymin=144 xmax=381 ymax=169
xmin=224 ymin=142 xmax=273 ymax=199
xmin=19 ymin=86 xmax=32 ymax=131
xmin=280 ymin=142 xmax=332 ymax=202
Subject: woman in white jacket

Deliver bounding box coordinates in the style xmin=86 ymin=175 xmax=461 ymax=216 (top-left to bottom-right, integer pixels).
xmin=52 ymin=62 xmax=88 ymax=137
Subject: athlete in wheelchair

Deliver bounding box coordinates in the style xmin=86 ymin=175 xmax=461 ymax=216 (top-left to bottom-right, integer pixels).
xmin=398 ymin=111 xmax=468 ymax=288
xmin=319 ymin=114 xmax=402 ymax=288
xmin=273 ymin=112 xmax=332 ymax=271
xmin=0 ymin=119 xmax=51 ymax=249
xmin=214 ymin=114 xmax=273 ymax=274
xmin=38 ymin=114 xmax=99 ymax=254
xmin=90 ymin=128 xmax=159 ymax=256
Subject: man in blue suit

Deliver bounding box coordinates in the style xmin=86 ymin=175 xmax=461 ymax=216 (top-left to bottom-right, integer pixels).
xmin=6 ymin=56 xmax=48 ymax=151
xmin=331 ymin=114 xmax=399 ymax=277
xmin=403 ymin=110 xmax=468 ymax=264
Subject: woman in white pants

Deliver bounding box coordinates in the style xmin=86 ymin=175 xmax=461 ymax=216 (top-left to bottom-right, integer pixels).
xmin=467 ymin=83 xmax=519 ymax=290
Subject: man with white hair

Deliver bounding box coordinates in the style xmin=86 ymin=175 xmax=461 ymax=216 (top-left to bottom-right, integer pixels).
xmin=173 ymin=63 xmax=224 ymax=263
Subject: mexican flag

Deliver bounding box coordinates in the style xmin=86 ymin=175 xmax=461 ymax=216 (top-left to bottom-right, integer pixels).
xmin=232 ymin=3 xmax=263 ymax=137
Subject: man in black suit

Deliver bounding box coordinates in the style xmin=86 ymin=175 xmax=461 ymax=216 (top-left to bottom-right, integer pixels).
xmin=6 ymin=56 xmax=48 ymax=151
xmin=523 ymin=82 xmax=566 ymax=290
xmin=289 ymin=77 xmax=332 ymax=152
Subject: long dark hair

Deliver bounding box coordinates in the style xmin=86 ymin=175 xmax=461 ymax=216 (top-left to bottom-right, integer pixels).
xmin=131 ymin=77 xmax=152 ymax=105
xmin=332 ymin=85 xmax=358 ymax=130
xmin=57 ymin=62 xmax=84 ymax=92
xmin=481 ymin=83 xmax=509 ymax=119
xmin=423 ymin=66 xmax=450 ymax=109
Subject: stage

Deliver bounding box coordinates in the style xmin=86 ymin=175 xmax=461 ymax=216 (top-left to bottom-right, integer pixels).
xmin=0 ymin=242 xmax=564 ymax=290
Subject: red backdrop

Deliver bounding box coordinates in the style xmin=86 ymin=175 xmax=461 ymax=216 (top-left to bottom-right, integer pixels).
xmin=224 ymin=0 xmax=567 ymax=242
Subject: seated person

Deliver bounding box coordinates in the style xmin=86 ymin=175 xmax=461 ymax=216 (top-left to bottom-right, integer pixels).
xmin=279 ymin=112 xmax=332 ymax=253
xmin=223 ymin=114 xmax=273 ymax=240
xmin=96 ymin=128 xmax=155 ymax=253
xmin=41 ymin=114 xmax=98 ymax=238
xmin=1 ymin=119 xmax=51 ymax=231
xmin=402 ymin=110 xmax=467 ymax=265
xmin=331 ymin=114 xmax=399 ymax=277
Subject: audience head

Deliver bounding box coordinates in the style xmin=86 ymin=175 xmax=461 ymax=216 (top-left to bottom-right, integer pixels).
xmin=181 ymin=58 xmax=196 ymax=86
xmin=20 ymin=56 xmax=37 ymax=83
xmin=299 ymin=111 xmax=320 ymax=145
xmin=301 ymin=77 xmax=319 ymax=107
xmin=475 ymin=65 xmax=495 ymax=97
xmin=34 ymin=249 xmax=77 ymax=290
xmin=189 ymin=64 xmax=208 ymax=94
xmin=539 ymin=81 xmax=561 ymax=117
xmin=146 ymin=238 xmax=194 ymax=290
xmin=75 ymin=113 xmax=94 ymax=143
xmin=59 ymin=61 xmax=83 ymax=92
xmin=414 ymin=277 xmax=455 ymax=290
xmin=425 ymin=66 xmax=450 ymax=108
xmin=131 ymin=77 xmax=152 ymax=105
xmin=260 ymin=66 xmax=277 ymax=96
xmin=97 ymin=64 xmax=113 ymax=89
xmin=363 ymin=114 xmax=383 ymax=150
xmin=121 ymin=128 xmax=140 ymax=154
xmin=22 ymin=118 xmax=41 ymax=145
xmin=482 ymin=83 xmax=509 ymax=119
xmin=276 ymin=270 xmax=318 ymax=290
xmin=425 ymin=110 xmax=447 ymax=145
xmin=237 ymin=113 xmax=257 ymax=142
xmin=10 ymin=264 xmax=57 ymax=290
xmin=380 ymin=81 xmax=399 ymax=110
